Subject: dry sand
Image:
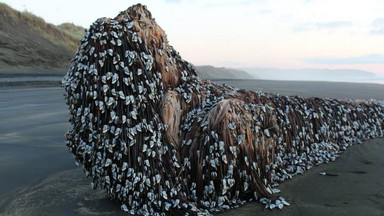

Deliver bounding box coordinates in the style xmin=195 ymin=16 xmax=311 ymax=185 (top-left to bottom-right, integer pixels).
xmin=0 ymin=80 xmax=383 ymax=216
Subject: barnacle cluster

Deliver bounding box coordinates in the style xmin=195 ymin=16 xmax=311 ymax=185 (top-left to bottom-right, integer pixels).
xmin=62 ymin=4 xmax=384 ymax=215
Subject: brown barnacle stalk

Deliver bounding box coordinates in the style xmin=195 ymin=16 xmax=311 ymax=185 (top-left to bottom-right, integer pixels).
xmin=62 ymin=3 xmax=384 ymax=215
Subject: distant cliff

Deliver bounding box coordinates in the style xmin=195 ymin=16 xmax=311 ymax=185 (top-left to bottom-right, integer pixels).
xmin=242 ymin=67 xmax=377 ymax=81
xmin=195 ymin=65 xmax=254 ymax=80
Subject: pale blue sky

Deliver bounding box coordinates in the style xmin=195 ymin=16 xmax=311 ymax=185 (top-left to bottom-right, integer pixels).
xmin=3 ymin=0 xmax=384 ymax=75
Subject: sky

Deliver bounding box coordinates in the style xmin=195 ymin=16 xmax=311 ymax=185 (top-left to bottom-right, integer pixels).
xmin=3 ymin=0 xmax=384 ymax=75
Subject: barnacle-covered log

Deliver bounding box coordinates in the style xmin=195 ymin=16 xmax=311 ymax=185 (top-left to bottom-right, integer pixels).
xmin=62 ymin=4 xmax=384 ymax=215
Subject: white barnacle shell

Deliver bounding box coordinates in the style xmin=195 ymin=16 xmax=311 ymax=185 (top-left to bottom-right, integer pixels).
xmin=142 ymin=144 xmax=148 ymax=152
xmin=229 ymin=146 xmax=237 ymax=156
xmin=264 ymin=128 xmax=271 ymax=137
xmin=272 ymin=188 xmax=281 ymax=194
xmin=237 ymin=135 xmax=244 ymax=145
xmin=155 ymin=174 xmax=161 ymax=184
xmin=186 ymin=139 xmax=192 ymax=146
xmin=107 ymin=72 xmax=113 ymax=80
xmin=98 ymin=59 xmax=104 ymax=68
xmin=244 ymin=181 xmax=249 ymax=191
xmin=210 ymin=159 xmax=217 ymax=169
xmin=122 ymin=162 xmax=128 ymax=171
xmin=172 ymin=199 xmax=180 ymax=208
xmin=227 ymin=178 xmax=235 ymax=187
xmin=276 ymin=200 xmax=284 ymax=209
xmin=136 ymin=124 xmax=142 ymax=132
xmin=111 ymin=31 xmax=118 ymax=38
xmin=125 ymin=96 xmax=131 ymax=105
xmin=122 ymin=115 xmax=127 ymax=124
xmin=110 ymin=111 xmax=116 ymax=121
xmin=127 ymin=168 xmax=133 ymax=177
xmin=130 ymin=110 xmax=137 ymax=120
xmin=162 ymin=191 xmax=168 ymax=200
xmin=107 ymin=49 xmax=113 ymax=56
xmin=103 ymin=125 xmax=110 ymax=133
xmin=105 ymin=158 xmax=112 ymax=167
xmin=260 ymin=105 xmax=266 ymax=112
xmin=127 ymin=22 xmax=134 ymax=29
xmin=138 ymin=85 xmax=144 ymax=94
xmin=114 ymin=128 xmax=121 ymax=136
xmin=92 ymin=91 xmax=98 ymax=99
xmin=124 ymin=66 xmax=129 ymax=75
xmin=123 ymin=77 xmax=129 ymax=86
xmin=137 ymin=68 xmax=142 ymax=75
xmin=218 ymin=196 xmax=225 ymax=206
xmin=219 ymin=141 xmax=225 ymax=150
xmin=173 ymin=161 xmax=180 ymax=168
xmin=280 ymin=197 xmax=290 ymax=206
xmin=89 ymin=47 xmax=95 ymax=55
xmin=106 ymin=97 xmax=115 ymax=106
xmin=228 ymin=122 xmax=235 ymax=130
xmin=203 ymin=136 xmax=210 ymax=145
xmin=98 ymin=100 xmax=105 ymax=110
xmin=222 ymin=155 xmax=228 ymax=164
xmin=144 ymin=159 xmax=150 ymax=168
xmin=112 ymin=73 xmax=119 ymax=84
xmin=105 ymin=176 xmax=110 ymax=185
xmin=118 ymin=91 xmax=125 ymax=99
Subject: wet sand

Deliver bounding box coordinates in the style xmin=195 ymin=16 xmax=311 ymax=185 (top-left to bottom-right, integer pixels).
xmin=214 ymin=79 xmax=384 ymax=100
xmin=0 ymin=81 xmax=383 ymax=216
xmin=0 ymin=87 xmax=126 ymax=216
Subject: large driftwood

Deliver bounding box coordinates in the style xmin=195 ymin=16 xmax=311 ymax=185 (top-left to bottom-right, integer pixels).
xmin=62 ymin=4 xmax=384 ymax=215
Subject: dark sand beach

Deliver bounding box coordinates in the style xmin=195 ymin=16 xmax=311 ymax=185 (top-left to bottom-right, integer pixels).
xmin=0 ymin=80 xmax=383 ymax=216
xmin=214 ymin=79 xmax=384 ymax=100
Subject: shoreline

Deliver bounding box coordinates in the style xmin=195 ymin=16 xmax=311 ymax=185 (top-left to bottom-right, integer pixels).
xmin=2 ymin=78 xmax=384 ymax=100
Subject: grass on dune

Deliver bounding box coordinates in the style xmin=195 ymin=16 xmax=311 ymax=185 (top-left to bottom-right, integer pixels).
xmin=0 ymin=2 xmax=83 ymax=51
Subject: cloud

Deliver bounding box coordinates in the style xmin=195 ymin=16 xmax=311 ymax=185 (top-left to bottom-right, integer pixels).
xmin=258 ymin=9 xmax=272 ymax=14
xmin=239 ymin=0 xmax=266 ymax=4
xmin=218 ymin=61 xmax=249 ymax=67
xmin=202 ymin=0 xmax=265 ymax=8
xmin=165 ymin=0 xmax=182 ymax=3
xmin=373 ymin=18 xmax=384 ymax=26
xmin=293 ymin=24 xmax=312 ymax=32
xmin=303 ymin=54 xmax=384 ymax=65
xmin=316 ymin=21 xmax=354 ymax=29
xmin=371 ymin=18 xmax=384 ymax=35
xmin=293 ymin=21 xmax=354 ymax=32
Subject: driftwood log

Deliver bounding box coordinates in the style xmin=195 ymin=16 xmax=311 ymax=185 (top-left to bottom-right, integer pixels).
xmin=62 ymin=4 xmax=384 ymax=215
